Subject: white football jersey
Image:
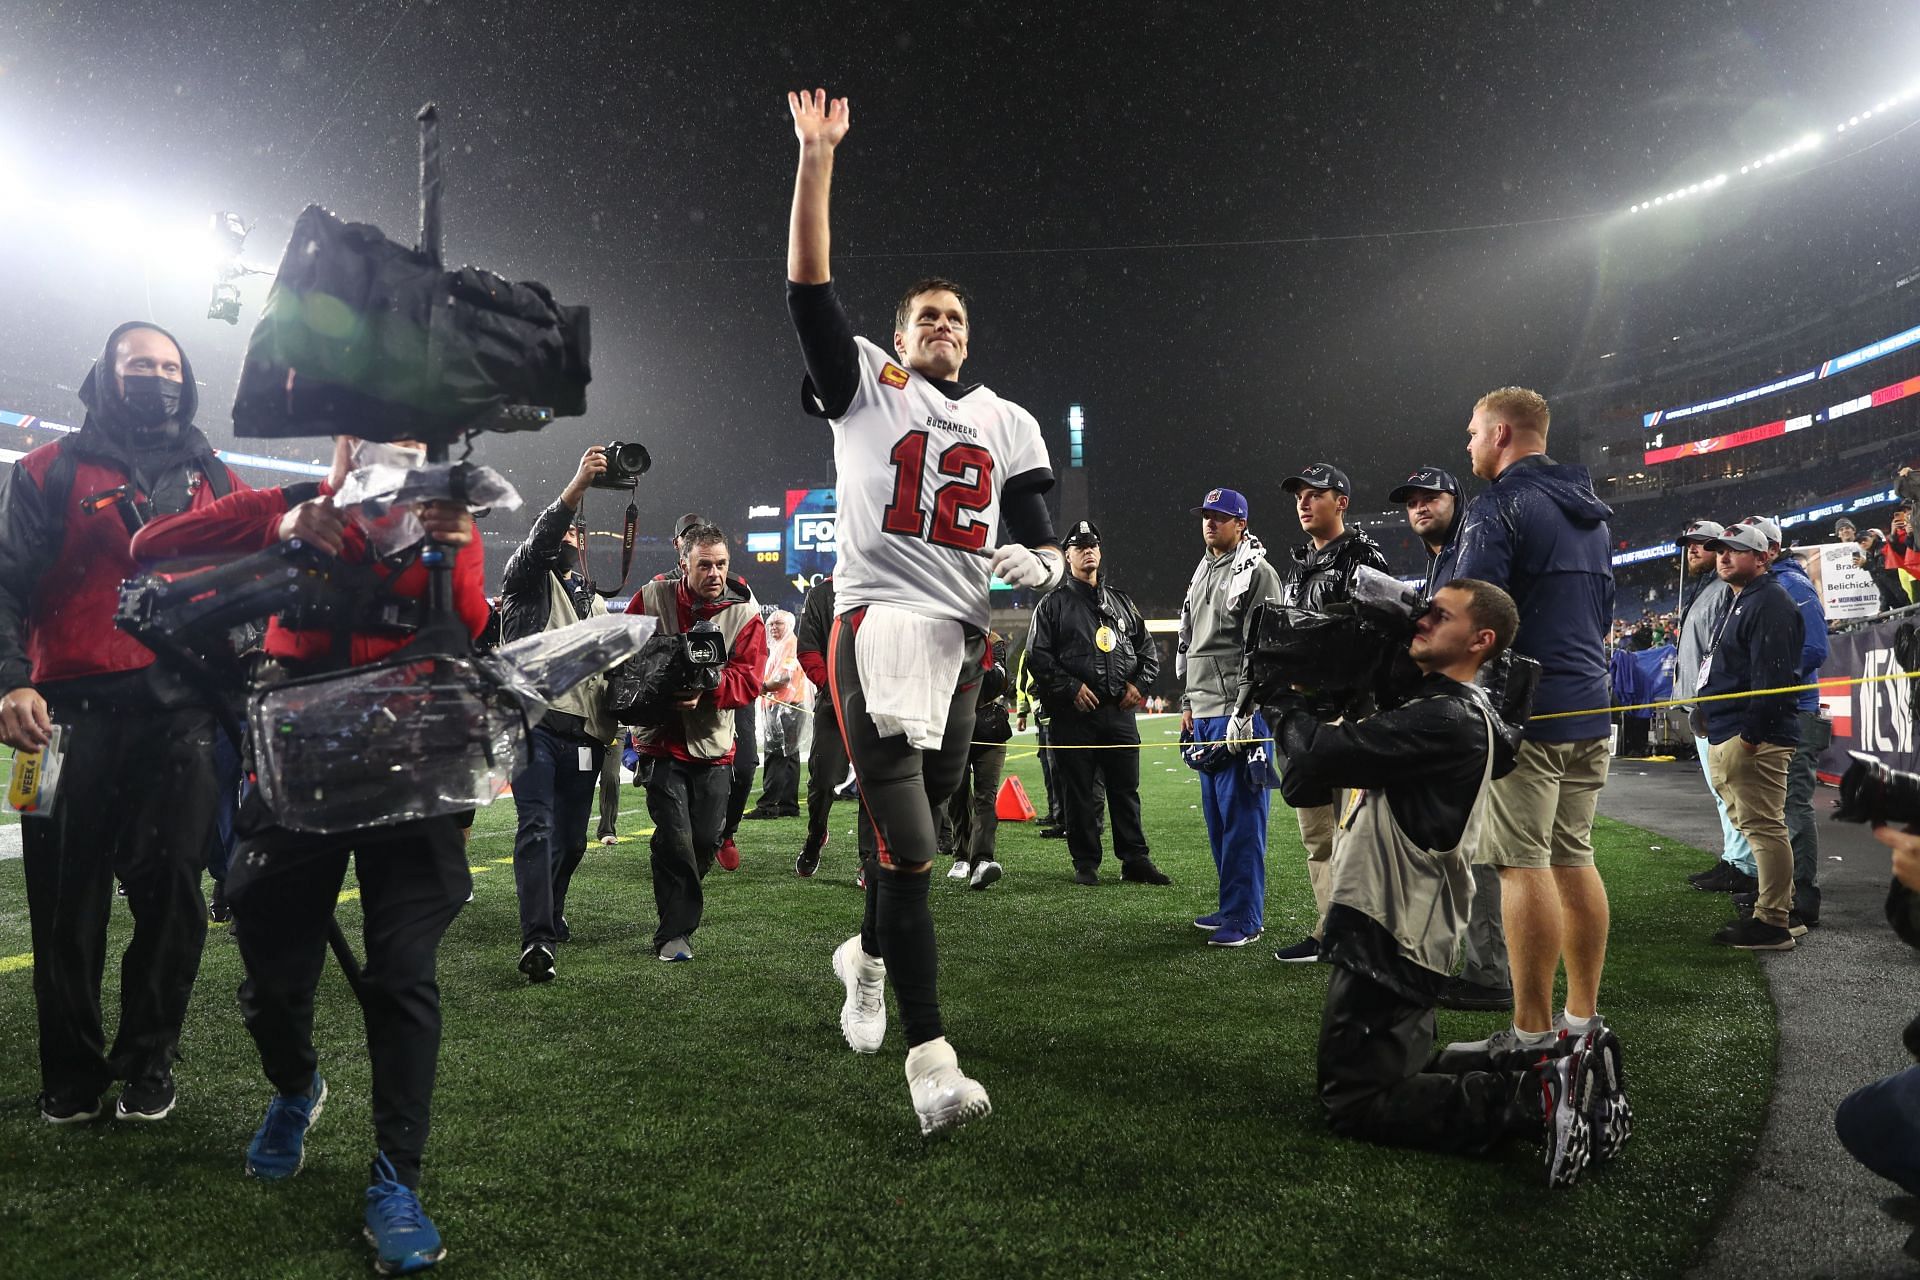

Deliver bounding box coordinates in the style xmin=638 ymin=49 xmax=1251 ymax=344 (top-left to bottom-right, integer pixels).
xmin=824 ymin=336 xmax=1051 ymax=630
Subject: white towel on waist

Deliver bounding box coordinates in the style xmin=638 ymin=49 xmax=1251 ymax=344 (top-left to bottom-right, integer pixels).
xmin=854 ymin=605 xmax=967 ymax=750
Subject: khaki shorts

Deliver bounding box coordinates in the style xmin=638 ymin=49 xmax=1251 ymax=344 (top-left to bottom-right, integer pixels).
xmin=1474 ymin=737 xmax=1610 ymax=869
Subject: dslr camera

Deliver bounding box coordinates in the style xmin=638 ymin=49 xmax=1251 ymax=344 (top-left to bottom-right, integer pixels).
xmin=1834 ymin=751 xmax=1920 ymax=827
xmin=606 ymin=620 xmax=727 ymax=727
xmin=592 ymin=441 xmax=652 ymax=490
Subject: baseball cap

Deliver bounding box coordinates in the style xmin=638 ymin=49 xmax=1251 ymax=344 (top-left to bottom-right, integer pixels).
xmin=1705 ymin=524 xmax=1769 ymax=554
xmin=1192 ymin=487 xmax=1249 ymax=521
xmin=1739 ymin=515 xmax=1783 ymax=547
xmin=1281 ymin=462 xmax=1352 ymax=497
xmin=1388 ymin=465 xmax=1461 ymax=504
xmin=1062 ymin=519 xmax=1101 ymax=548
xmin=674 ymin=512 xmax=705 ymax=541
xmin=1676 ymin=518 xmax=1725 ymax=545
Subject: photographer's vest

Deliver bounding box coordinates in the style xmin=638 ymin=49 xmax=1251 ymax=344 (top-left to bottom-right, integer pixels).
xmin=634 ymin=577 xmax=756 ymax=762
xmin=1327 ymin=695 xmax=1497 ymax=975
xmin=542 ymin=572 xmax=614 ymax=743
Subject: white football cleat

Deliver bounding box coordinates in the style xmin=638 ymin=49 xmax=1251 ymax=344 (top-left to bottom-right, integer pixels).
xmin=831 ymin=934 xmax=887 ymax=1053
xmin=946 ymin=860 xmax=972 ymax=881
xmin=906 ymin=1037 xmax=992 ymax=1136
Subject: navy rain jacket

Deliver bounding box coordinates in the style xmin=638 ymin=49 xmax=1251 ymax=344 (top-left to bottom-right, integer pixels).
xmin=1700 ymin=568 xmax=1805 ymax=748
xmin=1450 ymin=454 xmax=1615 ymax=742
xmin=1767 ymin=554 xmax=1829 ymax=714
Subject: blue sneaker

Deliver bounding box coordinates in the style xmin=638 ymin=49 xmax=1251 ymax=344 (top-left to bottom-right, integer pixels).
xmin=1192 ymin=912 xmax=1228 ymax=931
xmin=1207 ymin=925 xmax=1262 ymax=948
xmin=364 ymin=1153 xmax=445 ymax=1275
xmin=246 ymin=1074 xmax=327 ymax=1181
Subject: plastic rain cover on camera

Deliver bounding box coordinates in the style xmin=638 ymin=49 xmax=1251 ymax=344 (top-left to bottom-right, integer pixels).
xmin=1244 ymin=603 xmax=1386 ymax=703
xmin=334 ymin=461 xmax=523 ymax=556
xmin=250 ymin=614 xmax=655 ymax=834
xmin=1347 ymin=563 xmax=1426 ymax=630
xmin=482 ymin=613 xmax=657 ymax=709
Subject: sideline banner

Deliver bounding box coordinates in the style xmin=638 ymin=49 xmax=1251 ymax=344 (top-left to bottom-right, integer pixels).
xmin=1799 ymin=543 xmax=1883 ymax=624
xmin=1819 ymin=615 xmax=1918 ymax=778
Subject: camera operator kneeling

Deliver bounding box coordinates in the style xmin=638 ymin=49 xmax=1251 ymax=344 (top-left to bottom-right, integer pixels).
xmin=130 ymin=436 xmax=488 ymax=1273
xmin=623 ymin=524 xmax=766 ymax=962
xmin=1269 ymin=580 xmax=1630 ymax=1189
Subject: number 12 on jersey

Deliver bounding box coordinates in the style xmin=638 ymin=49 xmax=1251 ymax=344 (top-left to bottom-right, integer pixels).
xmin=881 ymin=430 xmax=994 ymax=553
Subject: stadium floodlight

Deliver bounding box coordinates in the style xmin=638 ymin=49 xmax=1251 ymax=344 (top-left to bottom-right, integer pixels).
xmin=1627 ymin=77 xmax=1917 ymax=213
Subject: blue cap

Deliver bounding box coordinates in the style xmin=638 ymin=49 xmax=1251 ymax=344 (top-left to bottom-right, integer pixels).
xmin=1193 ymin=487 xmax=1249 ymax=521
xmin=1388 ymin=466 xmax=1461 ymax=504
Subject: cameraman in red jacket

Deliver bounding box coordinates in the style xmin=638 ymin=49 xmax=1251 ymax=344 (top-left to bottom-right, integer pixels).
xmin=131 ymin=434 xmax=486 ymax=1277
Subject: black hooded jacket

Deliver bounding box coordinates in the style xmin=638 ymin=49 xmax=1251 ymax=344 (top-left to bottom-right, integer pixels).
xmin=1280 ymin=528 xmax=1390 ymax=613
xmin=0 ymin=322 xmax=240 ymax=696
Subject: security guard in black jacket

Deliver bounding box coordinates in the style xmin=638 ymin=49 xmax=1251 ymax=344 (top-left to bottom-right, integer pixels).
xmin=1025 ymin=521 xmax=1170 ymax=886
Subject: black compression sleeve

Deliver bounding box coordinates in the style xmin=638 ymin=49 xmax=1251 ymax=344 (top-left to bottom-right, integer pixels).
xmin=1001 ymin=470 xmax=1057 ymax=548
xmin=786 ymin=280 xmax=862 ymax=420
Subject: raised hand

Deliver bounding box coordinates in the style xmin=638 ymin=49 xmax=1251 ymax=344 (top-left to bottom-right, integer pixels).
xmin=788 ymin=88 xmax=850 ymax=149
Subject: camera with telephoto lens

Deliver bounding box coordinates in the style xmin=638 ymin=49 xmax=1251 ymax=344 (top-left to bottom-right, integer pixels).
xmin=1834 ymin=751 xmax=1920 ymax=826
xmin=606 ymin=620 xmax=727 ymax=726
xmin=591 ymin=441 xmax=652 ymax=490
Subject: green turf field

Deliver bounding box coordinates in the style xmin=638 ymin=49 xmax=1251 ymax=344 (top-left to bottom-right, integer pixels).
xmin=0 ymin=729 xmax=1773 ymax=1279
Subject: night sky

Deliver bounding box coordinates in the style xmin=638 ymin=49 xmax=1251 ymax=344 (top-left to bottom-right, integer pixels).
xmin=4 ymin=1 xmax=1918 ymax=609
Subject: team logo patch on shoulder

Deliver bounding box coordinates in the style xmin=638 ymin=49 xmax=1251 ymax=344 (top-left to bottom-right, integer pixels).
xmin=879 ymin=363 xmax=911 ymax=390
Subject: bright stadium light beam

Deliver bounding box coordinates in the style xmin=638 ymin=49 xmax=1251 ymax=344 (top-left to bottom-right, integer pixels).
xmin=1625 ymin=75 xmax=1920 ymax=213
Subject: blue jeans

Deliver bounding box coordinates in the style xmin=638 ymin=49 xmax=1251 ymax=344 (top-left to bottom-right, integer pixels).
xmin=1837 ymin=1065 xmax=1920 ymax=1196
xmin=1694 ymin=735 xmax=1755 ymax=876
xmin=511 ymin=725 xmax=604 ymax=948
xmin=1194 ymin=713 xmax=1272 ymax=932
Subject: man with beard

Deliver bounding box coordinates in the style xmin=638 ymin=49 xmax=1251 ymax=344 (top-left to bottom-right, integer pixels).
xmin=1391 ymin=465 xmax=1509 ymax=1011
xmin=0 ymin=322 xmax=243 ymax=1125
xmin=1676 ymin=519 xmax=1757 ymax=896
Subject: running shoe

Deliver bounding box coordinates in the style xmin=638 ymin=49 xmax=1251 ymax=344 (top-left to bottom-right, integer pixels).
xmin=246 ymin=1074 xmax=327 ymax=1181
xmin=115 ymin=1074 xmax=177 ymax=1122
xmin=364 ymin=1153 xmax=446 ymax=1275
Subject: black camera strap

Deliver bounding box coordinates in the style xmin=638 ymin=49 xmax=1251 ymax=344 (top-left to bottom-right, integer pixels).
xmin=618 ymin=496 xmax=638 ymax=590
xmin=584 ymin=493 xmax=639 ymax=596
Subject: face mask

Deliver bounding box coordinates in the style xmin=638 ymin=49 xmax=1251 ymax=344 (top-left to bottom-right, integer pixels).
xmin=120 ymin=374 xmax=183 ymax=428
xmin=557 ymin=544 xmax=581 ymax=575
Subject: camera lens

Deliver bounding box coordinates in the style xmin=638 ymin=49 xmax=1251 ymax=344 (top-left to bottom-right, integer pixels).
xmin=609 ymin=442 xmax=651 ymax=476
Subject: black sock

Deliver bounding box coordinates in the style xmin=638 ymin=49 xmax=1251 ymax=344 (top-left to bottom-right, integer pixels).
xmin=873 ymin=865 xmax=943 ymax=1047
xmin=859 ymin=855 xmax=880 ymax=956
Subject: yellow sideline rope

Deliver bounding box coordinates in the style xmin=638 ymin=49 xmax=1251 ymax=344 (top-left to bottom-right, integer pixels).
xmin=969 ymin=667 xmax=1920 ymax=748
